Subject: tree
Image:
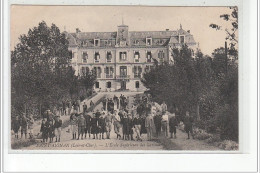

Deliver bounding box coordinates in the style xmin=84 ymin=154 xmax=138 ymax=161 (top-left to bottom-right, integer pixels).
xmin=209 ymin=6 xmax=238 ymax=49
xmin=11 ymin=21 xmax=95 ymax=117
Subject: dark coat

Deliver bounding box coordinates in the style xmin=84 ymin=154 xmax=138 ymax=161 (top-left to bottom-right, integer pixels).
xmin=169 ymin=117 xmax=178 ymax=133
xmin=153 ymin=115 xmax=162 ymax=130
xmin=91 ymin=117 xmax=99 ymax=134
xmin=98 ymin=117 xmax=106 ymax=133
xmin=125 ymin=118 xmax=133 ymax=135
xmin=140 ymin=117 xmax=147 ymax=134
xmin=12 ymin=119 xmax=20 ymax=133
xmin=184 ymin=116 xmax=194 ymax=132
xmin=40 ymin=121 xmax=49 ymax=139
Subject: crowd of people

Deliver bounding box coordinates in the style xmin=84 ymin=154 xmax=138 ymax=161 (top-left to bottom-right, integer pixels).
xmin=12 ymin=94 xmax=195 ymax=143
xmin=67 ymin=95 xmax=195 ymax=142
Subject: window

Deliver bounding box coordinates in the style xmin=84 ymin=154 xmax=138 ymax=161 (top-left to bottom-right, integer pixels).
xmin=93 ymin=67 xmax=102 ymax=78
xmin=145 ymin=65 xmax=152 ymax=73
xmin=95 ymin=82 xmax=99 ymax=88
xmin=147 ymin=51 xmax=152 ymax=62
xmin=107 ymin=82 xmax=111 ymax=88
xmin=105 ymin=66 xmax=114 ymax=78
xmin=94 ymin=39 xmax=100 ymax=47
xmin=133 ymin=66 xmax=142 ymax=78
xmin=180 ymin=36 xmax=185 ymax=44
xmin=120 ymin=52 xmax=127 ymax=61
xmin=135 ymin=81 xmax=140 ymax=88
xmin=158 ymin=50 xmax=165 ymax=63
xmin=134 ymin=51 xmax=140 ymax=62
xmin=120 ymin=66 xmax=127 ymax=77
xmin=146 ymin=38 xmax=152 ymax=46
xmin=82 ymin=52 xmax=88 ymax=63
xmin=94 ymin=52 xmax=100 ymax=63
xmin=106 ymin=51 xmax=112 ymax=62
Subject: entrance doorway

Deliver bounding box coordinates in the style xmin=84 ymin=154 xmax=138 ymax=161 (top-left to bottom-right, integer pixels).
xmin=121 ymin=81 xmax=126 ymax=90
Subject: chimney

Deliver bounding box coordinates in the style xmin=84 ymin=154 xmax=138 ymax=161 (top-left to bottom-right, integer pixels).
xmin=76 ymin=28 xmax=81 ymax=33
xmin=166 ymin=29 xmax=169 ymax=31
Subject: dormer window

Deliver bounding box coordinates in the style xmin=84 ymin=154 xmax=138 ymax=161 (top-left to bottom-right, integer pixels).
xmin=81 ymin=40 xmax=87 ymax=46
xmin=179 ymin=35 xmax=185 ymax=44
xmin=146 ymin=38 xmax=152 ymax=46
xmin=94 ymin=52 xmax=100 ymax=63
xmin=134 ymin=51 xmax=140 ymax=63
xmin=94 ymin=39 xmax=100 ymax=47
xmin=147 ymin=51 xmax=152 ymax=62
xmin=106 ymin=51 xmax=112 ymax=63
xmin=134 ymin=40 xmax=139 ymax=45
xmin=82 ymin=52 xmax=88 ymax=63
xmin=160 ymin=39 xmax=165 ymax=44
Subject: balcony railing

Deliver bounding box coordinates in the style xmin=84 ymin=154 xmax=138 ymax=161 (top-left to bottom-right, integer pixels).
xmin=106 ymin=74 xmax=114 ymax=78
xmin=134 ymin=74 xmax=141 ymax=78
xmin=116 ymin=75 xmax=130 ymax=79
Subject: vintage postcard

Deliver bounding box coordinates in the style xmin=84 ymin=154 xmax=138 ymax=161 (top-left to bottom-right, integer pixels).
xmin=10 ymin=5 xmax=238 ymax=151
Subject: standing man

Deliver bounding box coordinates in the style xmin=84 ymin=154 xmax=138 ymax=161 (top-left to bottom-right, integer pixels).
xmin=20 ymin=113 xmax=28 ymax=139
xmin=84 ymin=111 xmax=92 ymax=139
xmin=77 ymin=113 xmax=86 ymax=140
xmin=133 ymin=114 xmax=142 ymax=141
xmin=28 ymin=114 xmax=34 ymax=139
xmin=90 ymin=100 xmax=94 ymax=108
xmin=83 ymin=102 xmax=88 ymax=113
xmin=184 ymin=111 xmax=194 ymax=139
xmin=91 ymin=113 xmax=99 ymax=139
xmin=40 ymin=118 xmax=49 ymax=143
xmin=153 ymin=111 xmax=162 ymax=138
xmin=145 ymin=112 xmax=154 ymax=141
xmin=98 ymin=113 xmax=106 ymax=140
xmin=70 ymin=114 xmax=78 ymax=140
xmin=12 ymin=116 xmax=20 ymax=139
xmin=54 ymin=115 xmax=62 ymax=142
xmin=113 ymin=110 xmax=122 ymax=139
xmin=161 ymin=111 xmax=169 ymax=137
xmin=126 ymin=114 xmax=134 ymax=140
xmin=121 ymin=112 xmax=128 ymax=140
xmin=48 ymin=116 xmax=55 ymax=143
xmin=169 ymin=113 xmax=178 ymax=139
xmin=105 ymin=112 xmax=113 ymax=139
xmin=161 ymin=101 xmax=168 ymax=113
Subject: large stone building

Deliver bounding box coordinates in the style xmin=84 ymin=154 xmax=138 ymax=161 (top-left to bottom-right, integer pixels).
xmin=66 ymin=23 xmax=198 ymax=92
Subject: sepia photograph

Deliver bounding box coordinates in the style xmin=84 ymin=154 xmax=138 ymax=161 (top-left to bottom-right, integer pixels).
xmin=10 ymin=5 xmax=239 ymax=151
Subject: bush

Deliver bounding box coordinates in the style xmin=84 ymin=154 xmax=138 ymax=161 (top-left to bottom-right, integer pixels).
xmin=217 ymin=140 xmax=238 ymax=150
xmin=193 ymin=129 xmax=213 ymax=140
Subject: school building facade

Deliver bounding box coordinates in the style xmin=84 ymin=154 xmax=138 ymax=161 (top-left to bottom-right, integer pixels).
xmin=66 ymin=23 xmax=198 ymax=92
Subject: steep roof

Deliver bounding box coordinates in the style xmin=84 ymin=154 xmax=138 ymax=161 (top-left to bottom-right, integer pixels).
xmin=66 ymin=27 xmax=197 ymax=47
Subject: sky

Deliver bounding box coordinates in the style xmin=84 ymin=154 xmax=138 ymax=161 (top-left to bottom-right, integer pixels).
xmin=11 ymin=6 xmax=234 ymax=55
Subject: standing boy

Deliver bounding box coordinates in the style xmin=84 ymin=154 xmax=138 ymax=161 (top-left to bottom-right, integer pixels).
xmin=169 ymin=113 xmax=178 ymax=139
xmin=105 ymin=112 xmax=113 ymax=139
xmin=54 ymin=115 xmax=62 ymax=142
xmin=184 ymin=111 xmax=194 ymax=139
xmin=77 ymin=113 xmax=86 ymax=140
